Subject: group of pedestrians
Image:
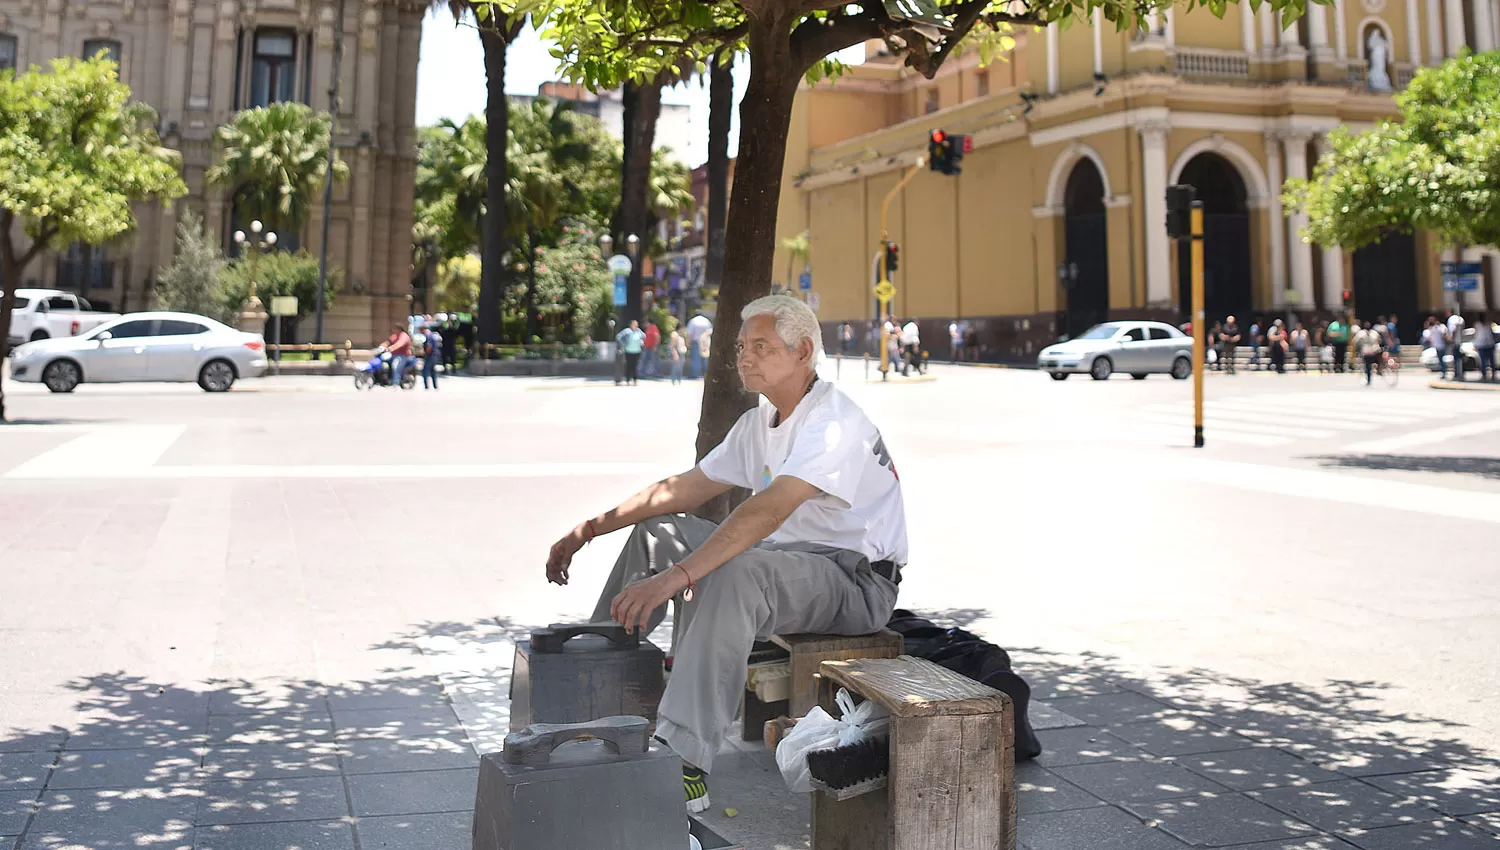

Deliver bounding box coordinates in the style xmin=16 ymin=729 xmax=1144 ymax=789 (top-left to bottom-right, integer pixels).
xmin=614 ymin=316 xmax=714 ymax=386
xmin=1422 ymin=310 xmax=1498 ymax=382
xmin=1207 ymin=314 xmax=1401 ymax=378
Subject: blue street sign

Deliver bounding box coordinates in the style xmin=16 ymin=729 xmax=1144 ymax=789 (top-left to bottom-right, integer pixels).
xmin=613 ymin=274 xmax=627 ymax=306
xmin=1440 ymin=261 xmax=1483 ymax=276
xmin=1443 ymin=275 xmax=1481 ymax=292
xmin=799 ymin=272 xmax=812 ymax=291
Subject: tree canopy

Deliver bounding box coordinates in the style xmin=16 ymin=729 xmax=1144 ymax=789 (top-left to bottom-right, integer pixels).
xmin=1286 ymin=51 xmax=1500 ymax=250
xmin=207 ymin=102 xmax=348 ymax=238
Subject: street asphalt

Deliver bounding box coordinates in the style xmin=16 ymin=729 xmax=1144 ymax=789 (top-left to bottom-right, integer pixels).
xmin=0 ymin=362 xmax=1497 ymax=849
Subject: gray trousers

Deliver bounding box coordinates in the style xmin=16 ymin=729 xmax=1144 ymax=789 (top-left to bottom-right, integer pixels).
xmin=591 ymin=514 xmax=899 ymax=773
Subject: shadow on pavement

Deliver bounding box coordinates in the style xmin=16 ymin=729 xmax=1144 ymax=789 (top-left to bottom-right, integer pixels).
xmin=1311 ymin=454 xmax=1500 ymax=480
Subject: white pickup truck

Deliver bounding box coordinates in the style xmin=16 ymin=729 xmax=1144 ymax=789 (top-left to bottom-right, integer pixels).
xmin=5 ymin=289 xmax=120 ymax=347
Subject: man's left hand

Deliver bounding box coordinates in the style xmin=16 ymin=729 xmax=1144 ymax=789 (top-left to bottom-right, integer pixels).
xmin=610 ymin=570 xmax=685 ymax=635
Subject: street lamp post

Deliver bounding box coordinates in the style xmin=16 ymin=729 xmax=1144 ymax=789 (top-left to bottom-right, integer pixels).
xmin=233 ymin=220 xmax=277 ymax=335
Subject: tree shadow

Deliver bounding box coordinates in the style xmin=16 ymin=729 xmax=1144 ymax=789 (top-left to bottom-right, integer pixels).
xmin=0 ymin=417 xmax=122 ymax=427
xmin=900 ymin=607 xmax=992 ymax=629
xmin=1311 ymin=454 xmax=1500 ymax=480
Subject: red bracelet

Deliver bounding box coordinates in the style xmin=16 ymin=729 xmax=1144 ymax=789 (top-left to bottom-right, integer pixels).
xmin=585 ymin=520 xmax=598 ymax=543
xmin=676 ymin=563 xmax=697 ymax=602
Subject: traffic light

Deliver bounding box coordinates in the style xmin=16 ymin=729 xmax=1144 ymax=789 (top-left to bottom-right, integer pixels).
xmin=884 ymin=242 xmax=901 ymax=276
xmin=926 ymin=130 xmax=971 ymax=176
xmin=1342 ymin=289 xmax=1352 ymax=307
xmin=1165 ymin=184 xmax=1197 ymax=239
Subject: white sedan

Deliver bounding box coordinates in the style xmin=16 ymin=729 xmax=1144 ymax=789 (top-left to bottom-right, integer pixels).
xmin=8 ymin=312 xmax=268 ymax=393
xmin=1037 ymin=320 xmax=1195 ymax=380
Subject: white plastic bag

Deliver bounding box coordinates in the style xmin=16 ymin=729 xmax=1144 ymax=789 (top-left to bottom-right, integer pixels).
xmin=775 ymin=688 xmax=890 ymax=793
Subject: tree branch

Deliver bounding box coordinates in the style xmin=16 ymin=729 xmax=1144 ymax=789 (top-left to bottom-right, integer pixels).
xmin=18 ymin=220 xmax=58 ymax=269
xmin=791 ymin=10 xmax=887 ymax=73
xmin=642 ymin=21 xmax=748 ymax=51
xmin=908 ymin=0 xmax=993 ymax=78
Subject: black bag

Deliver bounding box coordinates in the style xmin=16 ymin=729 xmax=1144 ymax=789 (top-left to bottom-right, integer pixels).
xmin=886 ymin=610 xmax=1042 ymax=761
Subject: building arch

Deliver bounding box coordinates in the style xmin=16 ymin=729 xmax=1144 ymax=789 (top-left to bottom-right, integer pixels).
xmin=1045 ymin=142 xmax=1118 ymax=211
xmin=1168 ymin=135 xmax=1270 ymax=208
xmin=1062 ymin=159 xmax=1111 ymax=338
xmin=1353 ymin=16 xmax=1396 ymax=58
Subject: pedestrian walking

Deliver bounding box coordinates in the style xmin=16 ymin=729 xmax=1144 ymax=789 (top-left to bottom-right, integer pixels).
xmin=1447 ymin=310 xmax=1467 ymax=381
xmin=669 ymin=327 xmax=687 ymax=385
xmin=1474 ymin=311 xmax=1496 ymax=382
xmin=1325 ymin=316 xmax=1349 ymax=373
xmin=1221 ymin=315 xmax=1241 ymax=374
xmin=840 ymin=322 xmax=855 ymax=358
xmin=1290 ymin=324 xmax=1309 ymax=371
xmin=1387 ymin=314 xmax=1401 ymax=357
xmin=1248 ymin=318 xmax=1263 ymax=370
xmin=949 ymin=320 xmax=964 ymax=362
xmin=685 ymin=314 xmax=712 ymax=378
xmin=1353 ymin=320 xmax=1384 ymax=385
xmin=1424 ymin=316 xmax=1449 ymax=379
xmin=900 ymin=318 xmax=922 ymax=376
xmin=422 ymin=324 xmax=443 ymax=390
xmin=697 ymin=327 xmax=712 ymax=376
xmin=617 ymin=319 xmax=645 ymax=386
xmin=1267 ymin=319 xmax=1287 ymax=373
xmin=642 ymin=320 xmax=662 ymax=378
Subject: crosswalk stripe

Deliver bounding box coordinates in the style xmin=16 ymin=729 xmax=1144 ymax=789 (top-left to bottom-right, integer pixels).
xmin=1342 ymin=416 xmax=1500 ymax=453
xmin=1141 ymin=403 xmax=1386 ymax=431
xmin=1130 ymin=413 xmax=1324 ymax=439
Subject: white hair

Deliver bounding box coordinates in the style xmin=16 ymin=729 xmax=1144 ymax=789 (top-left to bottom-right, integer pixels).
xmin=742 ymin=295 xmax=823 ymax=360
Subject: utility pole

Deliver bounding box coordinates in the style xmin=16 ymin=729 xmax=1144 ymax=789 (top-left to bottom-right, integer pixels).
xmin=313 ymin=0 xmax=345 ymax=357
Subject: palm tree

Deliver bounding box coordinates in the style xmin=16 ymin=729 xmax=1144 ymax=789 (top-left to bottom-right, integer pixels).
xmin=644 ymin=149 xmax=694 ymax=260
xmin=207 ymin=102 xmax=347 ymax=243
xmin=415 ymin=117 xmax=487 ymax=257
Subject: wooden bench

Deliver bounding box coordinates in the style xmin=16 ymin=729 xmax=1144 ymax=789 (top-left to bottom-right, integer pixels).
xmin=810 ymin=655 xmax=1016 ymax=850
xmin=742 ymin=630 xmax=904 ymax=741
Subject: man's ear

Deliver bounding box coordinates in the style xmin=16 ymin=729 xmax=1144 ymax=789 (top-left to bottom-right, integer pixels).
xmin=798 ymin=337 xmax=816 ymax=364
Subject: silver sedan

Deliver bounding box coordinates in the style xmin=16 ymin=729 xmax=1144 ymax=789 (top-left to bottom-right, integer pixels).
xmin=9 ymin=311 xmax=268 ymax=393
xmin=1038 ymin=321 xmax=1195 ymax=381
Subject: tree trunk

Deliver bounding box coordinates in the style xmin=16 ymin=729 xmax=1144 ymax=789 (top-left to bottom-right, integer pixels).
xmin=695 ymin=22 xmax=802 ymax=464
xmin=704 ymin=50 xmax=734 ymax=303
xmin=525 ymin=223 xmax=539 ymax=341
xmin=476 ymin=23 xmax=511 ymax=347
xmin=0 ymin=211 xmax=25 ymax=421
xmin=617 ymin=80 xmax=662 ymax=324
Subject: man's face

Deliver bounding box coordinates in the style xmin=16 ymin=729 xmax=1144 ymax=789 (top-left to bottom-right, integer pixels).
xmin=1227 ymin=316 xmax=1236 ymax=325
xmin=737 ymin=314 xmax=805 ymax=394
xmin=630 ymin=321 xmax=639 ymax=330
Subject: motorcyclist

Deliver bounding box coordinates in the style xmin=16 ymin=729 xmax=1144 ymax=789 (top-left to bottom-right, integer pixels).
xmin=385 ymin=325 xmax=413 ymax=383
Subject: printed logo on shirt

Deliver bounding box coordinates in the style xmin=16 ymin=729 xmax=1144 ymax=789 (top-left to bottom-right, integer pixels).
xmin=761 ymin=464 xmax=772 ymax=490
xmin=872 ymin=434 xmax=899 ymax=480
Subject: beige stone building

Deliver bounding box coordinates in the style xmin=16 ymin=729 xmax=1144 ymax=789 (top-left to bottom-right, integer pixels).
xmin=773 ymin=0 xmax=1500 ymax=359
xmin=0 ymin=0 xmax=424 ymax=345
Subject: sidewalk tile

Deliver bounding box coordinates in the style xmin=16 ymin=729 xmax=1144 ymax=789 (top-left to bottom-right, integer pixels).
xmin=1251 ymin=779 xmax=1435 ymax=832
xmin=0 ymin=731 xmax=65 ymax=754
xmin=1033 ymin=727 xmax=1136 ymax=768
xmin=331 ymin=706 xmax=464 ymax=742
xmin=1029 ymin=673 xmax=1126 ymax=702
xmin=1054 ymin=759 xmax=1230 ymax=804
xmin=1019 ymin=805 xmax=1192 ymax=850
xmin=1125 ymin=792 xmax=1321 ymax=846
xmin=1016 ymin=763 xmax=1108 ymax=814
xmin=325 ymin=684 xmax=449 ymax=712
xmin=199 ymin=742 xmax=344 ymax=781
xmin=195 ymin=820 xmax=354 ymax=850
xmin=1179 ymin=747 xmax=1347 ymax=791
xmin=1046 ymin=692 xmax=1177 ymax=727
xmin=196 ymin=776 xmax=349 ymax=826
xmin=1031 ymin=702 xmax=1089 ymax=731
xmin=0 ymin=790 xmax=38 ymax=834
xmin=1343 ymin=819 xmax=1500 ymax=849
xmin=208 ymin=713 xmax=333 ymax=745
xmin=50 ymin=749 xmax=201 ymax=789
xmin=0 ymin=751 xmax=55 ymax=791
xmin=339 ymin=735 xmax=476 ymax=775
xmin=29 ymin=787 xmax=200 ymax=849
xmin=1211 ymin=838 xmax=1357 ymax=849
xmin=65 ymin=720 xmax=208 ymax=751
xmin=0 ymin=835 xmax=14 ymax=850
xmin=1362 ymin=767 xmax=1500 ymax=817
xmin=347 ymin=768 xmax=477 ymax=817
xmin=1111 ymin=715 xmax=1255 ymax=757
xmin=207 ymin=688 xmax=328 ymax=717
xmin=356 ymin=812 xmax=471 ymax=850
xmin=1460 ymin=812 xmax=1500 ymax=837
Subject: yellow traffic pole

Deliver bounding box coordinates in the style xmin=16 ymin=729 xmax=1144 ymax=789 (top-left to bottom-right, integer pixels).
xmin=1191 ymin=201 xmax=1205 ymax=448
xmin=877 ymin=162 xmax=924 ymax=382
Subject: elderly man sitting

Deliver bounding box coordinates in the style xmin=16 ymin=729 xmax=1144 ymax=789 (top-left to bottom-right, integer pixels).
xmin=545 ymin=295 xmax=907 ymax=812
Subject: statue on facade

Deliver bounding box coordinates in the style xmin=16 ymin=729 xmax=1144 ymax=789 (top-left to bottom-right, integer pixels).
xmin=1367 ymin=29 xmax=1393 ymax=91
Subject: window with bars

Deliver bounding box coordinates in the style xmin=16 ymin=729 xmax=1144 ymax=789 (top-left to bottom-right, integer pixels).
xmin=249 ymin=30 xmax=297 ymax=108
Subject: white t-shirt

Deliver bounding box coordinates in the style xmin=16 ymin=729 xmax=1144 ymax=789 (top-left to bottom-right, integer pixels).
xmin=1448 ymin=315 xmax=1466 ymax=345
xmin=901 ymin=322 xmax=920 ymax=346
xmin=698 ymin=380 xmax=908 ymax=565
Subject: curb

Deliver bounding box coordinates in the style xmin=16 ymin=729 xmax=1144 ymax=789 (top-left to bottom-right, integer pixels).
xmin=1428 ymin=379 xmax=1500 ymax=392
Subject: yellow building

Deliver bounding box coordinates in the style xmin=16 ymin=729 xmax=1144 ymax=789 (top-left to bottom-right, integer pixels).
xmin=774 ymin=0 xmax=1500 ymax=358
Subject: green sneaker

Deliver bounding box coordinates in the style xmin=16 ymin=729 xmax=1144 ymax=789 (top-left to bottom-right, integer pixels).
xmin=684 ymin=767 xmax=710 ymax=813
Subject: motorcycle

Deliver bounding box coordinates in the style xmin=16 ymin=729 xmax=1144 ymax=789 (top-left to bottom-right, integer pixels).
xmin=354 ymin=345 xmax=418 ymax=390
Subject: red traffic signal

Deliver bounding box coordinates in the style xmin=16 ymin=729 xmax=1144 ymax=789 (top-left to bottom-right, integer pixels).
xmin=930 ymin=129 xmax=946 ymax=144
xmin=927 ymin=129 xmax=968 ymax=175
xmin=1342 ymin=289 xmax=1352 ymax=305
xmin=884 ymin=242 xmax=901 ymax=275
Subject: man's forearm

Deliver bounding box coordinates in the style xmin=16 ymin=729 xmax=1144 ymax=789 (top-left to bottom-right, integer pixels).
xmin=579 ymin=472 xmax=710 ymax=539
xmin=675 ymin=493 xmax=794 ymax=584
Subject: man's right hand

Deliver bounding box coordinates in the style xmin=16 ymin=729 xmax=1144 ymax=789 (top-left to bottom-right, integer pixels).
xmin=546 ymin=526 xmax=588 ymax=586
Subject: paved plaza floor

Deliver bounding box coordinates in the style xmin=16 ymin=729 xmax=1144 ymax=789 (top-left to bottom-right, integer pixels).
xmin=1 ymin=365 xmax=1497 ymax=849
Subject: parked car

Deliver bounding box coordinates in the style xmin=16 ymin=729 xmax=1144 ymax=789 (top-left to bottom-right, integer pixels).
xmin=1037 ymin=320 xmax=1194 ymax=381
xmin=1419 ymin=326 xmax=1486 ymax=373
xmin=8 ymin=311 xmax=267 ymax=393
xmin=4 ymin=288 xmax=119 ymax=348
